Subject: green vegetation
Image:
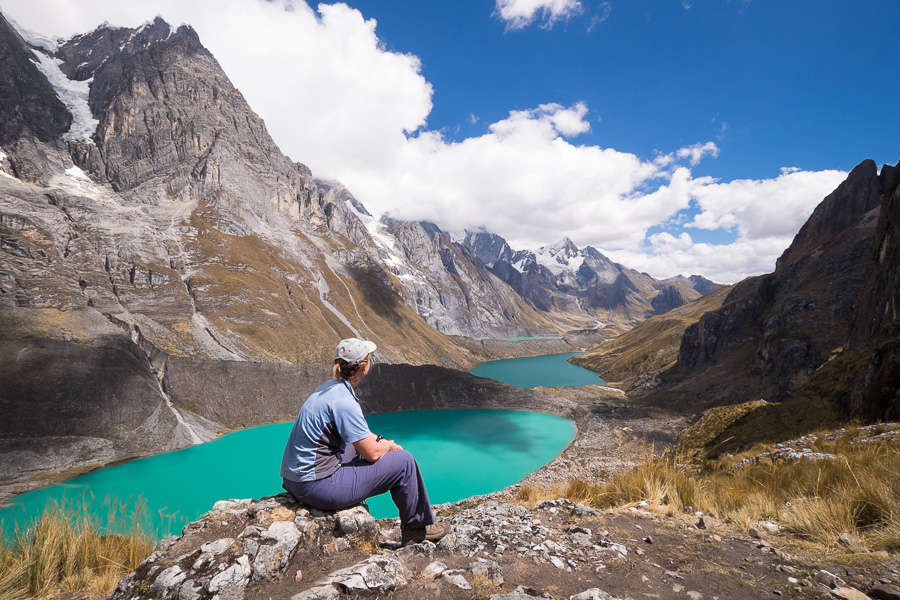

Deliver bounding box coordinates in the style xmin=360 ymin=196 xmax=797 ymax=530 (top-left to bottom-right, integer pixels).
xmin=665 ymin=396 xmax=843 ymax=460
xmin=0 ymin=496 xmax=153 ymax=600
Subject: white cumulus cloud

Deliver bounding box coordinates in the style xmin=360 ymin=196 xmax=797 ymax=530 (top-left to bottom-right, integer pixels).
xmin=676 ymin=141 xmax=720 ymax=166
xmin=1 ymin=0 xmax=850 ymax=285
xmin=604 ymin=168 xmax=849 ymax=283
xmin=688 ymin=168 xmax=848 ymax=239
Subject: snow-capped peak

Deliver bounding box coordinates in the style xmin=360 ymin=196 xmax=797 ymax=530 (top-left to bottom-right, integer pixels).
xmin=544 ymin=237 xmax=579 ymax=259
xmin=532 ymin=237 xmax=584 ymax=275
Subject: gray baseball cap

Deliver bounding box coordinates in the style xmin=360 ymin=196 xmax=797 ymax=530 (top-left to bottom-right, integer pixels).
xmin=334 ymin=338 xmax=377 ymax=364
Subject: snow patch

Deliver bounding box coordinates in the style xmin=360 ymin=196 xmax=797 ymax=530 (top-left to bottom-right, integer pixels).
xmin=5 ymin=13 xmax=59 ymax=51
xmin=396 ymin=272 xmax=426 ymax=285
xmin=448 ymin=230 xmax=467 ymax=245
xmin=511 ymin=257 xmax=527 ymax=274
xmin=29 ymin=49 xmax=98 ymax=142
xmin=0 ymin=147 xmax=13 ymax=180
xmin=532 ymin=239 xmax=585 ymax=276
xmin=65 ymin=165 xmax=91 ymax=181
xmin=51 ymin=165 xmax=105 ymax=200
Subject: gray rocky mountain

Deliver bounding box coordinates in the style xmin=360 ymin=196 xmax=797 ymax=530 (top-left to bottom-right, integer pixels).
xmin=662 ymin=274 xmax=721 ymax=296
xmin=641 ymin=159 xmax=898 ymax=416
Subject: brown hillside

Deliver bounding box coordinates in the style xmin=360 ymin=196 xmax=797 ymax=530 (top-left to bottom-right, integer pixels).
xmin=570 ymin=285 xmax=732 ymax=389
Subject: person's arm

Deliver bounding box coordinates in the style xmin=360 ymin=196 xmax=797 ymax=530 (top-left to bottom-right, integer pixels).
xmin=353 ymin=434 xmax=402 ymax=462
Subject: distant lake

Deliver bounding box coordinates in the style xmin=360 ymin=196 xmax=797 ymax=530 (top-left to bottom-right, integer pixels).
xmin=0 ymin=409 xmax=574 ymax=539
xmin=471 ymin=352 xmax=605 ymax=388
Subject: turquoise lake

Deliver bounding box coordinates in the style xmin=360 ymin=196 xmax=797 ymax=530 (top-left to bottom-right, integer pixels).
xmin=0 ymin=409 xmax=574 ymax=539
xmin=471 ymin=352 xmax=605 ymax=388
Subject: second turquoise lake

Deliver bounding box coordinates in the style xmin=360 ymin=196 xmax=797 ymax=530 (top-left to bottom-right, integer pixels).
xmin=470 ymin=352 xmax=605 ymax=388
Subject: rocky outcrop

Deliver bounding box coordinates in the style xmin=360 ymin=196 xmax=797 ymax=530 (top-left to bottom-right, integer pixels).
xmin=108 ymin=493 xmax=636 ymax=600
xmin=107 ymin=485 xmax=893 ymax=600
xmin=652 ymin=160 xmax=890 ymax=408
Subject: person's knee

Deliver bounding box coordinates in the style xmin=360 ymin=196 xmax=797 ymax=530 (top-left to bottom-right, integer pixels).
xmin=392 ymin=449 xmax=415 ymax=468
xmin=385 ymin=449 xmax=417 ymax=477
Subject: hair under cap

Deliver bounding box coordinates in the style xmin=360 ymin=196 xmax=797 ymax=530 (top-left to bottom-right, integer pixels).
xmin=334 ymin=338 xmax=377 ymax=365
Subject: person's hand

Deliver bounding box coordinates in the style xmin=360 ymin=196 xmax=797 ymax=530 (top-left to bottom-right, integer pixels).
xmin=387 ymin=440 xmax=403 ymax=451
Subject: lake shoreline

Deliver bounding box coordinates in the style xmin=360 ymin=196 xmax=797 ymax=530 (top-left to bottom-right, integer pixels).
xmin=1 ymin=385 xmax=684 ymax=525
xmin=0 ymin=360 xmax=682 ymax=518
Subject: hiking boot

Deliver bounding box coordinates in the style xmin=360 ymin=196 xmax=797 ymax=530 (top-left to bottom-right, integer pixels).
xmin=401 ymin=521 xmax=447 ymax=546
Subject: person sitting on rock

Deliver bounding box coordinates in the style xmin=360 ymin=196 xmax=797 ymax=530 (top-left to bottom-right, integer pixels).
xmin=280 ymin=337 xmax=446 ymax=546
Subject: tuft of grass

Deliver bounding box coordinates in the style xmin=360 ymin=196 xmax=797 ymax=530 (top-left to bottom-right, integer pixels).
xmin=352 ymin=537 xmax=383 ymax=556
xmin=469 ymin=574 xmax=502 ymax=600
xmin=514 ymin=482 xmax=572 ymax=509
xmin=0 ymin=497 xmax=153 ymax=600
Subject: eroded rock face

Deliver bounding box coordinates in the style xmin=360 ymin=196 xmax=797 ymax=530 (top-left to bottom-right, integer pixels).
xmin=840 ymin=164 xmax=900 ymax=420
xmin=0 ymin=17 xmax=70 ymax=149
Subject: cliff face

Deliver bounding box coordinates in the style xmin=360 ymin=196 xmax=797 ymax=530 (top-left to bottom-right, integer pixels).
xmin=810 ymin=164 xmax=900 ymax=420
xmin=0 ymin=17 xmax=70 ymax=148
xmin=648 ymin=160 xmax=897 ymax=415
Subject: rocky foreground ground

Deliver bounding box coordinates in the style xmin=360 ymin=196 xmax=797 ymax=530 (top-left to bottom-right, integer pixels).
xmin=108 ymin=393 xmax=900 ymax=600
xmin=109 ymin=492 xmax=900 ymax=600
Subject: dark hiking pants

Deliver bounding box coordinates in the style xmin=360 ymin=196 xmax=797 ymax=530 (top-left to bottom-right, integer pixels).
xmin=282 ymin=448 xmax=434 ymax=529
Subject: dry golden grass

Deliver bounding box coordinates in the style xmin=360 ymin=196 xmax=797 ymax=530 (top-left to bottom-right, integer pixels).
xmin=0 ymin=498 xmax=153 ymax=600
xmin=533 ymin=431 xmax=900 ymax=556
xmin=469 ymin=573 xmax=503 ymax=600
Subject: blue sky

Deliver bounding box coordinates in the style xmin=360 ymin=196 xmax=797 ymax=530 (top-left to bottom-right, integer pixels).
xmin=3 ymin=0 xmax=897 ymax=283
xmin=344 ymin=0 xmax=896 ymax=181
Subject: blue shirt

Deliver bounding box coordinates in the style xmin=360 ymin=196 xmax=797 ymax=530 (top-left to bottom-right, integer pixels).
xmin=280 ymin=379 xmax=372 ymax=482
